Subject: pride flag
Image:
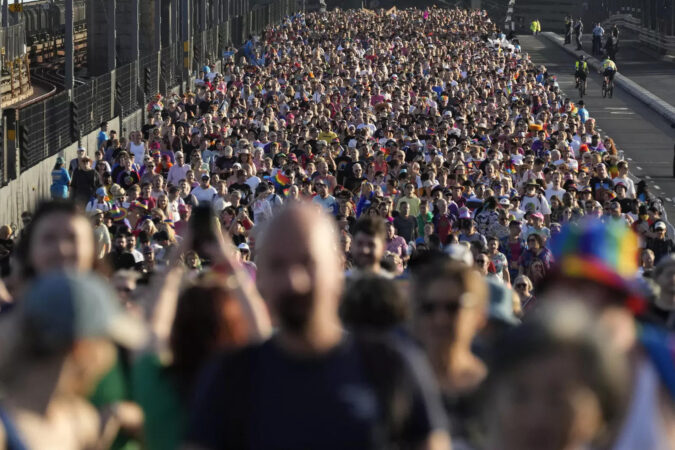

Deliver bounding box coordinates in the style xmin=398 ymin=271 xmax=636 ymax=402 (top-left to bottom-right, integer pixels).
xmin=275 ymin=172 xmax=291 ymax=187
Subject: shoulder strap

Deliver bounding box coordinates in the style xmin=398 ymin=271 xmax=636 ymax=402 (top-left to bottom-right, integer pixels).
xmin=0 ymin=407 xmax=28 ymax=450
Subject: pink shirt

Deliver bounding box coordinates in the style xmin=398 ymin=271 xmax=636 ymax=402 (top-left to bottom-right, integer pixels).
xmin=386 ymin=236 xmax=408 ymax=257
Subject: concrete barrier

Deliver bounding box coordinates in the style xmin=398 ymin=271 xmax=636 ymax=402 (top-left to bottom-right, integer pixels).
xmin=540 ymin=31 xmax=675 ymax=127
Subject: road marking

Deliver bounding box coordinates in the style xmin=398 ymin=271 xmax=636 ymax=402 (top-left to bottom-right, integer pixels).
xmin=609 ymin=111 xmax=635 ymax=115
xmin=666 ymin=198 xmax=673 ymax=203
xmin=645 ymin=175 xmax=651 ymax=179
xmin=604 ymin=107 xmax=628 ymax=110
xmin=627 ymin=157 xmax=632 ymax=161
xmin=655 ymin=185 xmax=661 ymax=190
xmin=636 ymin=166 xmax=642 ymax=170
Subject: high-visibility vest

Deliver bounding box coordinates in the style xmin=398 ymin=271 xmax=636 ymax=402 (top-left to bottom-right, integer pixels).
xmin=575 ymin=61 xmax=588 ymax=71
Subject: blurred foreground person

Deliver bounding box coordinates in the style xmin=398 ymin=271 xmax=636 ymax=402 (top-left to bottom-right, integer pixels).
xmin=483 ymin=302 xmax=630 ymax=450
xmin=341 ymin=275 xmax=409 ymax=331
xmin=542 ymin=218 xmax=675 ymax=448
xmin=134 ymin=217 xmax=270 ymax=450
xmin=186 ymin=204 xmax=450 ymax=449
xmin=14 ymin=201 xmax=97 ymax=278
xmin=411 ymin=257 xmax=488 ymax=449
xmin=0 ymin=271 xmax=146 ymax=449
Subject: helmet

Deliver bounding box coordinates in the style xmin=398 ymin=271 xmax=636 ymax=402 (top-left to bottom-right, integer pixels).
xmin=578 ymin=54 xmax=585 ymax=60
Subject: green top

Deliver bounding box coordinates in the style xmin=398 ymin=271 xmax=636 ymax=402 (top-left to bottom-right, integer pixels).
xmin=131 ymin=353 xmax=186 ymax=450
xmin=89 ymin=351 xmax=141 ymax=450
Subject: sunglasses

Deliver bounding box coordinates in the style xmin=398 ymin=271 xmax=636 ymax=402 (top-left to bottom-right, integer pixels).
xmin=418 ymin=293 xmax=478 ymax=315
xmin=515 ymin=283 xmax=527 ymax=288
xmin=418 ymin=302 xmax=461 ymax=316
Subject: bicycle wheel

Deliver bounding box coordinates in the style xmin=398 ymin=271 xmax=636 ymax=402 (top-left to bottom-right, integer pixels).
xmin=579 ymin=81 xmax=584 ymax=98
xmin=602 ymin=81 xmax=607 ymax=98
xmin=609 ymin=81 xmax=614 ymax=98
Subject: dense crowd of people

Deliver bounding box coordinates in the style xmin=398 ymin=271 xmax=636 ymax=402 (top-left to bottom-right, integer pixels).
xmin=0 ymin=6 xmax=673 ymax=450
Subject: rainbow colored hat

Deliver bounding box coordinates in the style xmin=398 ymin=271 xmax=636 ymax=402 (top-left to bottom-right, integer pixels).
xmin=550 ymin=217 xmax=645 ymax=314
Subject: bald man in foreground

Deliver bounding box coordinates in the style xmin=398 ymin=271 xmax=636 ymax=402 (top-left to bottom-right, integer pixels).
xmin=186 ymin=204 xmax=450 ymax=450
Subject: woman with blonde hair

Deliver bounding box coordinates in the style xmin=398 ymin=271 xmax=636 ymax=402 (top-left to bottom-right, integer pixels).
xmin=513 ymin=274 xmax=535 ymax=312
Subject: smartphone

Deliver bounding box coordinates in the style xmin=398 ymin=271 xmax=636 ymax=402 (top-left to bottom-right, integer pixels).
xmin=190 ymin=205 xmax=218 ymax=266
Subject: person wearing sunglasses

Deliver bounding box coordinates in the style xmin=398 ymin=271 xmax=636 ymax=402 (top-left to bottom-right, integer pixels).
xmin=412 ymin=258 xmax=488 ymax=449
xmin=513 ymin=274 xmax=535 ymax=314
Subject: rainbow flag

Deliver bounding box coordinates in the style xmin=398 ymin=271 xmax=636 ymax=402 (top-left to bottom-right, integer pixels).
xmin=275 ymin=172 xmax=291 ymax=187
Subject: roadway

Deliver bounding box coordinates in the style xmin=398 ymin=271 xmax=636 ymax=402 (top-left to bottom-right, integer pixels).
xmin=518 ymin=34 xmax=675 ymax=218
xmin=574 ymin=29 xmax=675 ymax=108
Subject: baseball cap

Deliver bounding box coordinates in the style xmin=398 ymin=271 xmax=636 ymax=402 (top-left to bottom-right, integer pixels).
xmin=96 ymin=187 xmax=107 ymax=197
xmin=531 ymin=212 xmax=545 ymax=220
xmin=77 ymin=146 xmax=86 ymax=153
xmin=459 ymin=207 xmax=472 ymax=220
xmin=21 ymin=271 xmax=148 ymax=351
xmin=654 ymin=221 xmax=667 ymax=230
xmin=238 ymin=243 xmax=250 ymax=252
xmin=444 ymin=244 xmax=474 ymax=265
xmin=87 ymin=208 xmax=103 ymax=217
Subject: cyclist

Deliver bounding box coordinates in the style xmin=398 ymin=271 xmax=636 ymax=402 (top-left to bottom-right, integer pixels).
xmin=574 ymin=54 xmax=589 ymax=89
xmin=600 ymin=55 xmax=617 ymax=91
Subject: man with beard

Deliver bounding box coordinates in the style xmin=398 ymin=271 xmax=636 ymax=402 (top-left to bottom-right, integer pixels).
xmin=348 ymin=215 xmax=390 ymax=278
xmin=186 ymin=204 xmax=450 ymax=450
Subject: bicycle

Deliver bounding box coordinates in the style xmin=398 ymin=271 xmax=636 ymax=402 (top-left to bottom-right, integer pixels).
xmin=601 ymin=76 xmax=614 ymax=98
xmin=578 ymin=77 xmax=587 ymax=98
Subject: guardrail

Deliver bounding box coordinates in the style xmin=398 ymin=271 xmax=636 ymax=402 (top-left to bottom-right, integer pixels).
xmin=604 ymin=13 xmax=675 ymax=55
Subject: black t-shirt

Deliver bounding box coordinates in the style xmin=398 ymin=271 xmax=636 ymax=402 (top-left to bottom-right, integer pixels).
xmin=186 ymin=334 xmax=447 ymax=450
xmin=345 ymin=175 xmax=367 ymax=193
xmin=183 ymin=143 xmax=199 ymax=162
xmin=589 ymin=176 xmax=613 ymax=197
xmin=230 ymin=182 xmax=252 ymax=202
xmin=215 ymin=155 xmax=237 ymax=171
xmin=141 ymin=123 xmax=156 ymax=140
xmin=618 ymin=198 xmax=638 ymax=215
xmin=335 ymin=155 xmax=353 ymax=185
xmin=394 ymin=215 xmax=417 ymax=242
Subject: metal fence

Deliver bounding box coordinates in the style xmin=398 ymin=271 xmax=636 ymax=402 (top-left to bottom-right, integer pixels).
xmin=18 ymin=91 xmax=70 ymax=172
xmin=13 ymin=0 xmax=300 ymax=174
xmin=0 ymin=23 xmax=26 ymax=61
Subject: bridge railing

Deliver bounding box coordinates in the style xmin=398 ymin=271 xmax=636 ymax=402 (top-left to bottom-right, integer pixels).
xmin=6 ymin=0 xmax=301 ymax=180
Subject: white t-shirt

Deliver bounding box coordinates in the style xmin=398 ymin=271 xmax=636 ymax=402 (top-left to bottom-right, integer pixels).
xmin=545 ymin=187 xmax=566 ymax=203
xmin=130 ymin=141 xmax=146 ymax=167
xmin=245 ymin=176 xmax=261 ymax=193
xmin=521 ymin=194 xmax=552 ymax=215
xmin=613 ymin=176 xmax=636 ymax=198
xmin=191 ymin=185 xmax=218 ymax=204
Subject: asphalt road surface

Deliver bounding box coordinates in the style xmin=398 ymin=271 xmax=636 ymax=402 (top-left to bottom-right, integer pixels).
xmin=518 ymin=34 xmax=675 ymax=218
xmin=574 ymin=30 xmax=675 ymax=108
